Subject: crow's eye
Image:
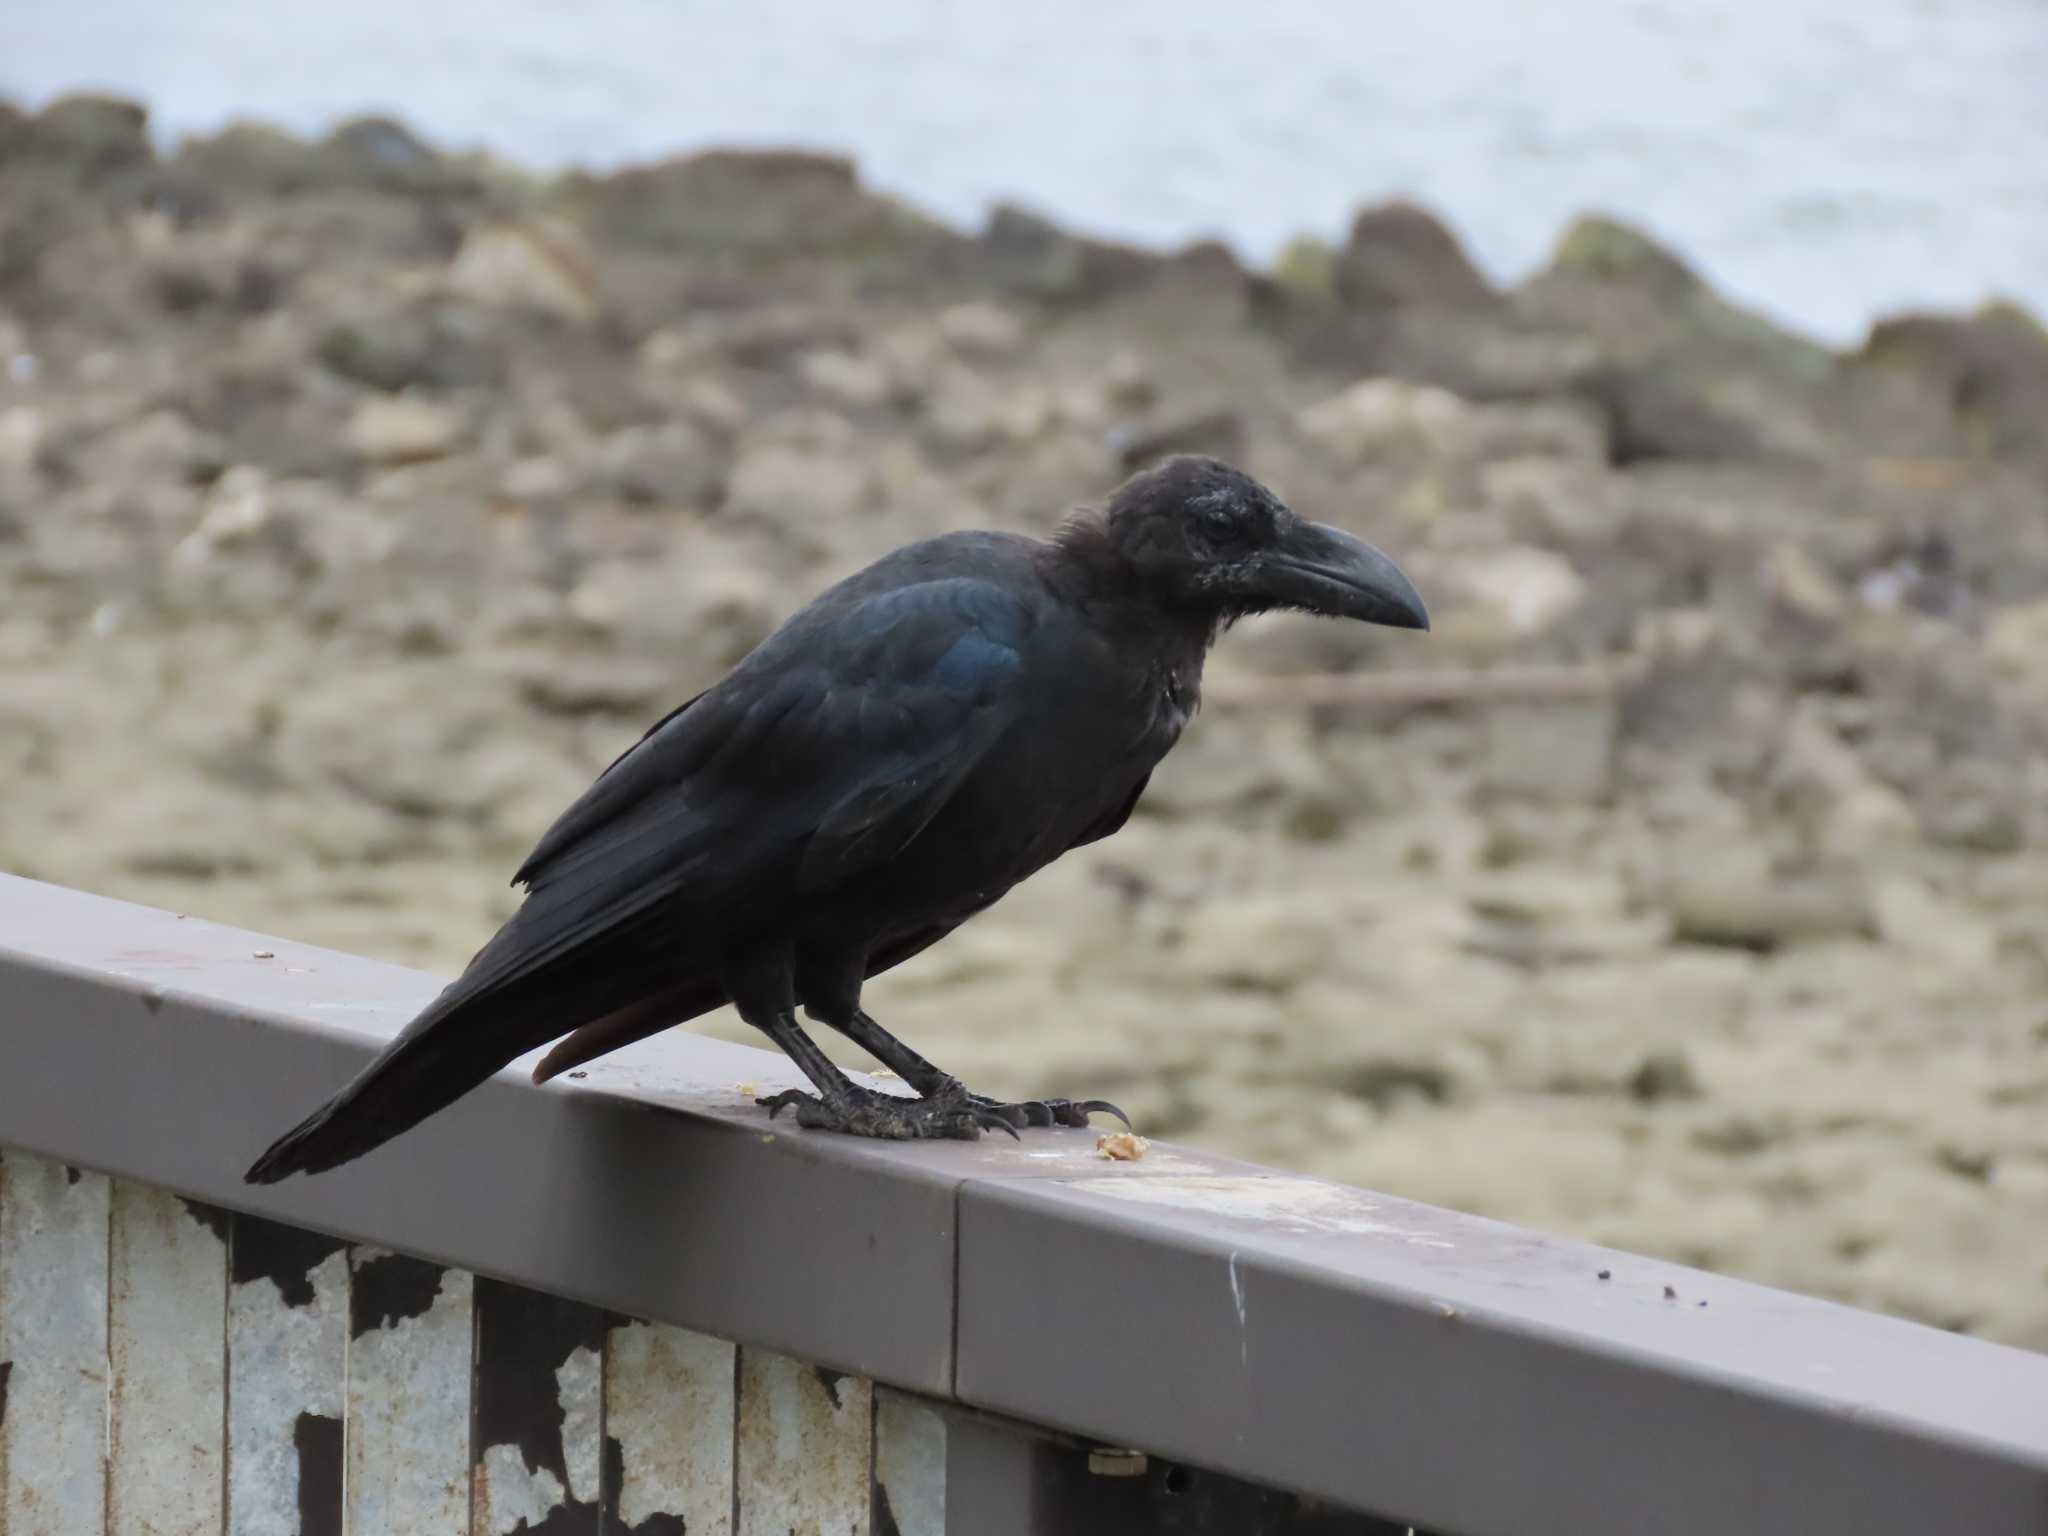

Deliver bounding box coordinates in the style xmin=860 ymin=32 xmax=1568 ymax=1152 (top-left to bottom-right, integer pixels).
xmin=1200 ymin=507 xmax=1239 ymax=541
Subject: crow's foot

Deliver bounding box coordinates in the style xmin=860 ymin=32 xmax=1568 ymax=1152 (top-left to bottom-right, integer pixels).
xmin=858 ymin=1069 xmax=1130 ymax=1132
xmin=968 ymin=1094 xmax=1132 ymax=1130
xmin=757 ymin=1088 xmax=1019 ymax=1141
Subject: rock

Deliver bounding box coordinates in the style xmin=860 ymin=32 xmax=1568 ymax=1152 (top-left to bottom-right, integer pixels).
xmin=318 ymin=304 xmax=506 ymax=392
xmin=1574 ymin=364 xmax=1830 ymax=463
xmin=1267 ymin=237 xmax=1339 ymax=302
xmin=273 ymin=668 xmax=520 ymax=821
xmin=1850 ymin=531 xmax=1973 ymax=623
xmin=1100 ymin=352 xmax=1155 ymax=413
xmin=673 ymin=376 xmax=750 ymax=435
xmin=936 ymin=302 xmax=1026 ymax=359
xmin=1519 ymin=215 xmax=1957 ymax=463
xmin=565 ymin=148 xmax=960 ymax=278
xmin=1467 ymin=869 xmax=1628 ymax=926
xmin=0 ymin=406 xmax=43 ymax=470
xmin=1463 ymin=400 xmax=1608 ymax=464
xmin=1454 ymin=546 xmax=1587 ymax=636
xmin=1870 ymin=876 xmax=1997 ymax=968
xmin=1663 ymin=858 xmax=1874 ymax=951
xmin=144 ymin=224 xmax=289 ymax=317
xmin=724 ymin=436 xmax=875 ymax=525
xmin=1920 ymin=760 xmax=2027 ymax=854
xmin=1483 ymin=459 xmax=1626 ymax=544
xmin=1856 ymin=302 xmax=2048 ymax=463
xmin=1762 ymin=543 xmax=1848 ymax=625
xmin=1546 ymin=214 xmax=1703 ymax=301
xmin=1771 ymin=707 xmax=1918 ymax=853
xmin=1106 ymin=409 xmax=1244 ymax=471
xmin=322 ymin=116 xmax=440 ymax=189
xmin=1140 ymin=715 xmax=1344 ymax=824
xmin=167 ymin=123 xmax=321 ymax=201
xmin=1162 ymin=238 xmax=1245 ymax=292
xmin=1296 ymin=378 xmax=1471 ymax=469
xmin=1627 ymin=1049 xmax=1704 ymax=1104
xmin=1482 ymin=699 xmax=1614 ymax=802
xmin=980 ymin=203 xmax=1151 ymax=304
xmin=447 ymin=219 xmax=600 ymax=321
xmin=681 ymin=562 xmax=787 ymax=663
xmin=686 ymin=304 xmax=855 ymax=370
xmin=76 ymin=409 xmax=222 ymax=485
xmin=1984 ymin=599 xmax=2048 ymax=680
xmin=1333 ymin=200 xmax=1496 ymax=312
xmin=25 ymin=94 xmax=152 ymax=178
xmin=346 ymin=395 xmax=466 ymax=465
xmin=1177 ymin=895 xmax=1335 ymax=993
xmin=923 ymin=368 xmax=1034 ymax=454
xmin=503 ymin=653 xmax=673 ymax=715
xmin=797 ymin=349 xmax=892 ymax=408
xmin=191 ymin=465 xmax=274 ymax=544
xmin=588 ymin=422 xmax=722 ymax=507
xmin=1296 ymin=378 xmax=1603 ymax=472
xmin=498 ymin=455 xmax=576 ymax=504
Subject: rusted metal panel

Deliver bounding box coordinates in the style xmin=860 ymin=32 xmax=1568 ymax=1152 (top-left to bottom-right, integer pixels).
xmin=108 ymin=1180 xmax=229 ymax=1536
xmin=345 ymin=1246 xmax=474 ymax=1535
xmin=0 ymin=1150 xmax=111 ymax=1536
xmin=228 ymin=1213 xmax=348 ymax=1536
xmin=873 ymin=1393 xmax=946 ymax=1536
xmin=736 ymin=1346 xmax=872 ymax=1536
xmin=603 ymin=1318 xmax=736 ymax=1536
xmin=470 ymin=1278 xmax=605 ymax=1536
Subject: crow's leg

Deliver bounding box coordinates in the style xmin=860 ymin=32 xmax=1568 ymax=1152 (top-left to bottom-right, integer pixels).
xmin=751 ymin=1012 xmax=1019 ymax=1140
xmin=727 ymin=945 xmax=1015 ymax=1140
xmin=821 ymin=1006 xmax=1131 ymax=1132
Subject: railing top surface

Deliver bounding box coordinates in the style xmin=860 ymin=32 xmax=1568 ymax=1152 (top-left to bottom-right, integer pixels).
xmin=3 ymin=870 xmax=2045 ymax=1535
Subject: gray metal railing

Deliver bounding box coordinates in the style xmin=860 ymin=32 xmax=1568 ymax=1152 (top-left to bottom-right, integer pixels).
xmin=2 ymin=871 xmax=2045 ymax=1534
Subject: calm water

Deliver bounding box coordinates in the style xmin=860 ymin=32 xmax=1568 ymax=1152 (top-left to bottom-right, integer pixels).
xmin=7 ymin=0 xmax=2047 ymax=342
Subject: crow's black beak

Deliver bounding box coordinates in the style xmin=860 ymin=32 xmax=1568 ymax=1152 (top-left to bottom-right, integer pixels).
xmin=1254 ymin=522 xmax=1430 ymax=630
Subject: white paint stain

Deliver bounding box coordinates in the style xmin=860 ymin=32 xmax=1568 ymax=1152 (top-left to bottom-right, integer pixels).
xmin=475 ymin=1443 xmax=567 ymax=1536
xmin=229 ymin=1245 xmax=347 ymax=1536
xmin=0 ymin=1152 xmax=111 ymax=1536
xmin=346 ymin=1254 xmax=473 ymax=1535
xmin=874 ymin=1397 xmax=946 ymax=1536
xmin=555 ymin=1344 xmax=603 ymax=1507
xmin=109 ymin=1181 xmax=228 ymax=1536
xmin=1075 ymin=1174 xmax=1456 ymax=1246
xmin=736 ymin=1348 xmax=872 ymax=1536
xmin=1227 ymin=1249 xmax=1249 ymax=1372
xmin=606 ymin=1320 xmax=736 ymax=1535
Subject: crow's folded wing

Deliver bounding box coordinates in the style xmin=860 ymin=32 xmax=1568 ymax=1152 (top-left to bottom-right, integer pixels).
xmin=461 ymin=576 xmax=1033 ymax=998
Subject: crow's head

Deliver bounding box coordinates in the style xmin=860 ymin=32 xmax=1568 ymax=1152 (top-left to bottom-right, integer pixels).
xmin=1093 ymin=455 xmax=1429 ymax=631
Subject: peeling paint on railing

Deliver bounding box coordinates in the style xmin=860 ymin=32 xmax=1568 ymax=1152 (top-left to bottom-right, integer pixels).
xmin=0 ymin=1148 xmax=937 ymax=1536
xmin=0 ymin=1153 xmax=110 ymax=1536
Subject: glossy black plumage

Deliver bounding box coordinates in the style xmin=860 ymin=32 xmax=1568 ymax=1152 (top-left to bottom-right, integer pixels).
xmin=246 ymin=455 xmax=1426 ymax=1181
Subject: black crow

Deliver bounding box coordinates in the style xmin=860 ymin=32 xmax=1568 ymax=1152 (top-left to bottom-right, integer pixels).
xmin=247 ymin=455 xmax=1426 ymax=1181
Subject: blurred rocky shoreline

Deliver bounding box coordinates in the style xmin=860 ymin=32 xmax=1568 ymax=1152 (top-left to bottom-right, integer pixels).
xmin=5 ymin=94 xmax=2047 ymax=1344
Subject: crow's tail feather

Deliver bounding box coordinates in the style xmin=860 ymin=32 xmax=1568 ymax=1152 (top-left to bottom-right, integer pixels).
xmin=244 ymin=934 xmax=686 ymax=1184
xmin=244 ymin=977 xmax=559 ymax=1183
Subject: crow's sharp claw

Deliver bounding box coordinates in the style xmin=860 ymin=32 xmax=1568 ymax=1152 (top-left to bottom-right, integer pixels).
xmin=971 ymin=1107 xmax=1024 ymax=1140
xmin=757 ymin=1089 xmax=814 ymax=1120
xmin=965 ymin=1094 xmax=1133 ymax=1131
xmin=1073 ymin=1099 xmax=1133 ymax=1130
